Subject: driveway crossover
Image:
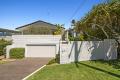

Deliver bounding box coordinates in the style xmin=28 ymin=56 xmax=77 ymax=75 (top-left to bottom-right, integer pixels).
xmin=0 ymin=58 xmax=51 ymax=80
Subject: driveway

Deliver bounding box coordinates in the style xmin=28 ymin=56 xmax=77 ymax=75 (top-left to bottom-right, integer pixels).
xmin=0 ymin=58 xmax=51 ymax=80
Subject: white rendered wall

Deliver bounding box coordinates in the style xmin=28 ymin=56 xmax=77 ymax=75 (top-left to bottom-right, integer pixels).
xmin=60 ymin=39 xmax=118 ymax=64
xmin=6 ymin=35 xmax=61 ymax=58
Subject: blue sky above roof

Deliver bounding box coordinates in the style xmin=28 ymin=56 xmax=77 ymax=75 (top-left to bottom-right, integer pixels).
xmin=0 ymin=0 xmax=104 ymax=30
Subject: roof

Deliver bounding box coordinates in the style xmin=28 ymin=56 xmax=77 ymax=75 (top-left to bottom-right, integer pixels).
xmin=0 ymin=28 xmax=20 ymax=33
xmin=16 ymin=20 xmax=57 ymax=29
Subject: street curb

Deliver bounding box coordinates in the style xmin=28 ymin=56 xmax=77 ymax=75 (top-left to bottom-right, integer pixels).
xmin=22 ymin=65 xmax=46 ymax=80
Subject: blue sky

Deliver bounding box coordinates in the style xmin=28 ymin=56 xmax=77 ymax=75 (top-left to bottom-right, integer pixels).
xmin=0 ymin=0 xmax=104 ymax=30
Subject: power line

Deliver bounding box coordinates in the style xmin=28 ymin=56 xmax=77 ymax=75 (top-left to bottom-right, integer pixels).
xmin=65 ymin=0 xmax=87 ymax=26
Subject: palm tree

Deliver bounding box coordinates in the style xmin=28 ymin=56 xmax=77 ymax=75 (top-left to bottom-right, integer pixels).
xmin=75 ymin=1 xmax=120 ymax=41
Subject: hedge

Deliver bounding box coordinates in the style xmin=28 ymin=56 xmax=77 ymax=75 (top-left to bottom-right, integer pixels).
xmin=0 ymin=39 xmax=11 ymax=56
xmin=10 ymin=48 xmax=25 ymax=59
xmin=68 ymin=35 xmax=85 ymax=41
xmin=47 ymin=54 xmax=60 ymax=65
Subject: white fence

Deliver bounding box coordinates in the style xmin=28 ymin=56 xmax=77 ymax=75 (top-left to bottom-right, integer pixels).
xmin=60 ymin=39 xmax=118 ymax=64
xmin=0 ymin=36 xmax=12 ymax=41
xmin=6 ymin=35 xmax=61 ymax=58
xmin=12 ymin=35 xmax=61 ymax=45
xmin=6 ymin=35 xmax=118 ymax=63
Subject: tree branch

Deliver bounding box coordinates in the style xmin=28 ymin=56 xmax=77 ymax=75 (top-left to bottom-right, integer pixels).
xmin=91 ymin=23 xmax=109 ymax=38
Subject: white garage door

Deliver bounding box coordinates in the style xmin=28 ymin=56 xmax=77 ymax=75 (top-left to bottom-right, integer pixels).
xmin=26 ymin=45 xmax=56 ymax=57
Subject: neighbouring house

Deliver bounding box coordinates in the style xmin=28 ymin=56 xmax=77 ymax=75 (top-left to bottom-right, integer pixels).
xmin=0 ymin=28 xmax=20 ymax=40
xmin=16 ymin=20 xmax=65 ymax=35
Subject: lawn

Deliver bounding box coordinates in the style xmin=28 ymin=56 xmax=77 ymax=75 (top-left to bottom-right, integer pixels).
xmin=0 ymin=61 xmax=6 ymax=64
xmin=27 ymin=59 xmax=120 ymax=80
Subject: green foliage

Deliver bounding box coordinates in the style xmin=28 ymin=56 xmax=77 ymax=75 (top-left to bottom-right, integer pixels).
xmin=69 ymin=34 xmax=85 ymax=41
xmin=53 ymin=24 xmax=64 ymax=35
xmin=47 ymin=59 xmax=56 ymax=65
xmin=108 ymin=0 xmax=120 ymax=3
xmin=0 ymin=39 xmax=11 ymax=56
xmin=79 ymin=34 xmax=84 ymax=41
xmin=27 ymin=59 xmax=120 ymax=80
xmin=75 ymin=1 xmax=120 ymax=40
xmin=10 ymin=48 xmax=25 ymax=59
xmin=47 ymin=54 xmax=60 ymax=65
xmin=0 ymin=61 xmax=7 ymax=64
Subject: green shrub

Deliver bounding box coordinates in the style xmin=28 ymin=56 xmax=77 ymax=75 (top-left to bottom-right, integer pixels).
xmin=69 ymin=35 xmax=85 ymax=41
xmin=56 ymin=54 xmax=60 ymax=63
xmin=0 ymin=39 xmax=11 ymax=56
xmin=10 ymin=48 xmax=25 ymax=59
xmin=47 ymin=54 xmax=60 ymax=65
xmin=47 ymin=59 xmax=56 ymax=65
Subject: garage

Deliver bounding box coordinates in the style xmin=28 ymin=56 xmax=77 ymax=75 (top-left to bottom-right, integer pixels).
xmin=6 ymin=35 xmax=61 ymax=58
xmin=26 ymin=44 xmax=56 ymax=58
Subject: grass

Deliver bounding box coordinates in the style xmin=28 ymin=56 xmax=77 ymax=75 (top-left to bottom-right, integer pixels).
xmin=0 ymin=61 xmax=6 ymax=64
xmin=27 ymin=59 xmax=120 ymax=80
